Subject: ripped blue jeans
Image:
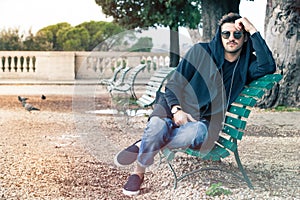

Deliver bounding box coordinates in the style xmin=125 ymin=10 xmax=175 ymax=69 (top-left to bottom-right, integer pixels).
xmin=137 ymin=116 xmax=208 ymax=168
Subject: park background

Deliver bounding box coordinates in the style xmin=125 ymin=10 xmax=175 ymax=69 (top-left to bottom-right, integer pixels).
xmin=0 ymin=0 xmax=299 ymax=199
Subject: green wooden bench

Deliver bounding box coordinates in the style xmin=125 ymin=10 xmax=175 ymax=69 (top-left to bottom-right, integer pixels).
xmin=106 ymin=66 xmax=132 ymax=88
xmin=99 ymin=65 xmax=124 ymax=86
xmin=108 ymin=64 xmax=146 ymax=99
xmin=161 ymin=73 xmax=282 ymax=189
xmin=136 ymin=67 xmax=175 ymax=108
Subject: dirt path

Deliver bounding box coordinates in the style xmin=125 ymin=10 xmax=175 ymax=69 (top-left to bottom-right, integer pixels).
xmin=0 ymin=94 xmax=299 ymax=199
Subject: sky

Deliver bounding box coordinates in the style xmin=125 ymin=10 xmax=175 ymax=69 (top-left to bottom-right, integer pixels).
xmin=0 ymin=0 xmax=267 ymax=36
xmin=0 ymin=0 xmax=112 ymax=34
xmin=240 ymin=0 xmax=268 ymax=33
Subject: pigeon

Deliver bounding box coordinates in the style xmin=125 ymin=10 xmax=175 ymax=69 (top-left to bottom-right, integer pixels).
xmin=22 ymin=101 xmax=40 ymax=112
xmin=41 ymin=94 xmax=46 ymax=100
xmin=18 ymin=96 xmax=28 ymax=102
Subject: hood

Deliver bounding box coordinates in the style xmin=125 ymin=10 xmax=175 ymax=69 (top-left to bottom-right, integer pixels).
xmin=208 ymin=25 xmax=254 ymax=83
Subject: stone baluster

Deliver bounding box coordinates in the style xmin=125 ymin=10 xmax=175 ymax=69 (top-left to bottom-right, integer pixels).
xmin=1 ymin=56 xmax=5 ymax=72
xmin=20 ymin=56 xmax=24 ymax=72
xmin=26 ymin=56 xmax=30 ymax=72
xmin=153 ymin=56 xmax=159 ymax=69
xmin=8 ymin=56 xmax=12 ymax=72
xmin=96 ymin=57 xmax=103 ymax=73
xmin=13 ymin=56 xmax=18 ymax=72
xmin=32 ymin=56 xmax=36 ymax=72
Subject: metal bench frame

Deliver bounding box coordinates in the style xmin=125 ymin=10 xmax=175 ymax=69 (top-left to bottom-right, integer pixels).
xmin=136 ymin=67 xmax=175 ymax=108
xmin=107 ymin=64 xmax=146 ymax=99
xmin=98 ymin=65 xmax=124 ymax=86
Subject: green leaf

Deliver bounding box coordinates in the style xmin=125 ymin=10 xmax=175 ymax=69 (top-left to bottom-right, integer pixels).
xmin=206 ymin=183 xmax=232 ymax=196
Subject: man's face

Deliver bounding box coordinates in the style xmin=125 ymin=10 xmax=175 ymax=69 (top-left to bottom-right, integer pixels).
xmin=221 ymin=22 xmax=246 ymax=55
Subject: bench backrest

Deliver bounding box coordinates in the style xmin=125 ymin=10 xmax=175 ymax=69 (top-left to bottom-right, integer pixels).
xmin=114 ymin=66 xmax=132 ymax=86
xmin=184 ymin=74 xmax=282 ymax=161
xmin=99 ymin=65 xmax=124 ymax=85
xmin=136 ymin=67 xmax=176 ymax=108
xmin=125 ymin=64 xmax=146 ymax=84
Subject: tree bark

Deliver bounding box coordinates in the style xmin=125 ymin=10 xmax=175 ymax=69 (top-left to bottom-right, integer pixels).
xmin=188 ymin=0 xmax=240 ymax=42
xmin=261 ymin=0 xmax=299 ymax=108
xmin=169 ymin=25 xmax=180 ymax=68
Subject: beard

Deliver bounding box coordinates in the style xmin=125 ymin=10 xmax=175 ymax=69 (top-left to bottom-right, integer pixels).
xmin=224 ymin=42 xmax=243 ymax=54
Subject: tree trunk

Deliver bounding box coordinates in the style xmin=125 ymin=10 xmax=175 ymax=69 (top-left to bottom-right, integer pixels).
xmin=169 ymin=25 xmax=180 ymax=68
xmin=260 ymin=0 xmax=299 ymax=108
xmin=188 ymin=0 xmax=240 ymax=42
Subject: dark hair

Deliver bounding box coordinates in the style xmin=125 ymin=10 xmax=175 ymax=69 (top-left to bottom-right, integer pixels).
xmin=218 ymin=12 xmax=242 ymax=26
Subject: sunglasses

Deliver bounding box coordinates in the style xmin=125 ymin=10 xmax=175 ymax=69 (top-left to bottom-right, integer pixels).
xmin=221 ymin=31 xmax=243 ymax=39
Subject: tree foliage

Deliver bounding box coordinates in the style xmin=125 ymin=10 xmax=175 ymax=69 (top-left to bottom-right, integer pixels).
xmin=96 ymin=0 xmax=201 ymax=30
xmin=0 ymin=28 xmax=23 ymax=50
xmin=37 ymin=22 xmax=72 ymax=50
xmin=76 ymin=21 xmax=124 ymax=50
xmin=0 ymin=21 xmax=129 ymax=51
xmin=95 ymin=0 xmax=202 ymax=67
xmin=58 ymin=27 xmax=90 ymax=51
xmin=129 ymin=37 xmax=153 ymax=52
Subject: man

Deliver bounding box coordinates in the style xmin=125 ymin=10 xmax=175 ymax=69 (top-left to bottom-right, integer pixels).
xmin=114 ymin=13 xmax=276 ymax=196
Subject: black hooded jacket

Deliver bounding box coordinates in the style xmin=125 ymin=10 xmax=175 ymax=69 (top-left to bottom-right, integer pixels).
xmin=162 ymin=28 xmax=275 ymax=120
xmin=150 ymin=27 xmax=276 ymax=151
xmin=152 ymin=29 xmax=275 ymax=120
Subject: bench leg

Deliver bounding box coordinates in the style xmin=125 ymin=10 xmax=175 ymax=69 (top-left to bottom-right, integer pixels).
xmin=167 ymin=161 xmax=179 ymax=189
xmin=130 ymin=87 xmax=137 ymax=100
xmin=233 ymin=142 xmax=253 ymax=189
xmin=163 ymin=147 xmax=254 ymax=189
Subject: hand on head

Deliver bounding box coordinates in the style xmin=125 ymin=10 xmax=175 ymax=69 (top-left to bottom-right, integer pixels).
xmin=235 ymin=17 xmax=257 ymax=35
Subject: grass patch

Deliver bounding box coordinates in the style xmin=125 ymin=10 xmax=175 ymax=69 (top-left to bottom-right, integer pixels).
xmin=206 ymin=183 xmax=232 ymax=196
xmin=266 ymin=105 xmax=300 ymax=112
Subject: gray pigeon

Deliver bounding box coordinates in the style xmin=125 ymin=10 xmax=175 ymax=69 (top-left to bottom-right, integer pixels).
xmin=22 ymin=101 xmax=40 ymax=112
xmin=18 ymin=96 xmax=28 ymax=102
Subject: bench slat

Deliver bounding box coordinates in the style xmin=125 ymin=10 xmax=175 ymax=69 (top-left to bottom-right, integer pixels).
xmin=147 ymin=82 xmax=164 ymax=89
xmin=146 ymin=85 xmax=161 ymax=91
xmin=256 ymin=73 xmax=282 ymax=82
xmin=228 ymin=105 xmax=251 ymax=118
xmin=139 ymin=94 xmax=155 ymax=103
xmin=136 ymin=67 xmax=175 ymax=108
xmin=111 ymin=83 xmax=131 ymax=92
xmin=222 ymin=125 xmax=244 ymax=140
xmin=150 ymin=76 xmax=169 ymax=82
xmin=137 ymin=99 xmax=154 ymax=107
xmin=213 ymin=144 xmax=230 ymax=158
xmin=249 ymin=80 xmax=274 ymax=90
xmin=186 ymin=145 xmax=229 ymax=161
xmin=109 ymin=64 xmax=146 ymax=99
xmin=99 ymin=65 xmax=124 ymax=85
xmin=241 ymin=87 xmax=265 ymax=98
xmin=224 ymin=115 xmax=247 ymax=130
xmin=234 ymin=96 xmax=257 ymax=107
xmin=217 ymin=136 xmax=237 ymax=152
xmin=153 ymin=72 xmax=173 ymax=77
xmin=146 ymin=88 xmax=162 ymax=95
xmin=185 ymin=148 xmax=201 ymax=157
xmin=145 ymin=89 xmax=160 ymax=96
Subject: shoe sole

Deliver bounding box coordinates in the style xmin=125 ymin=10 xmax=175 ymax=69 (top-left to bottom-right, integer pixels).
xmin=123 ymin=188 xmax=140 ymax=196
xmin=113 ymin=151 xmax=137 ymax=167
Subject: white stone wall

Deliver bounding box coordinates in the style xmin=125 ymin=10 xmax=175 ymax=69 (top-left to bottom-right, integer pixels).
xmin=0 ymin=51 xmax=169 ymax=82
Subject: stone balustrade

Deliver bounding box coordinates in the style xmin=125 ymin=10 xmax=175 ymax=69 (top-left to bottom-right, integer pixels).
xmin=0 ymin=51 xmax=170 ymax=82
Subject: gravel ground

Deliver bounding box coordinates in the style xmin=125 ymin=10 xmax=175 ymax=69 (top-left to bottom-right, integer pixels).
xmin=0 ymin=93 xmax=299 ymax=199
